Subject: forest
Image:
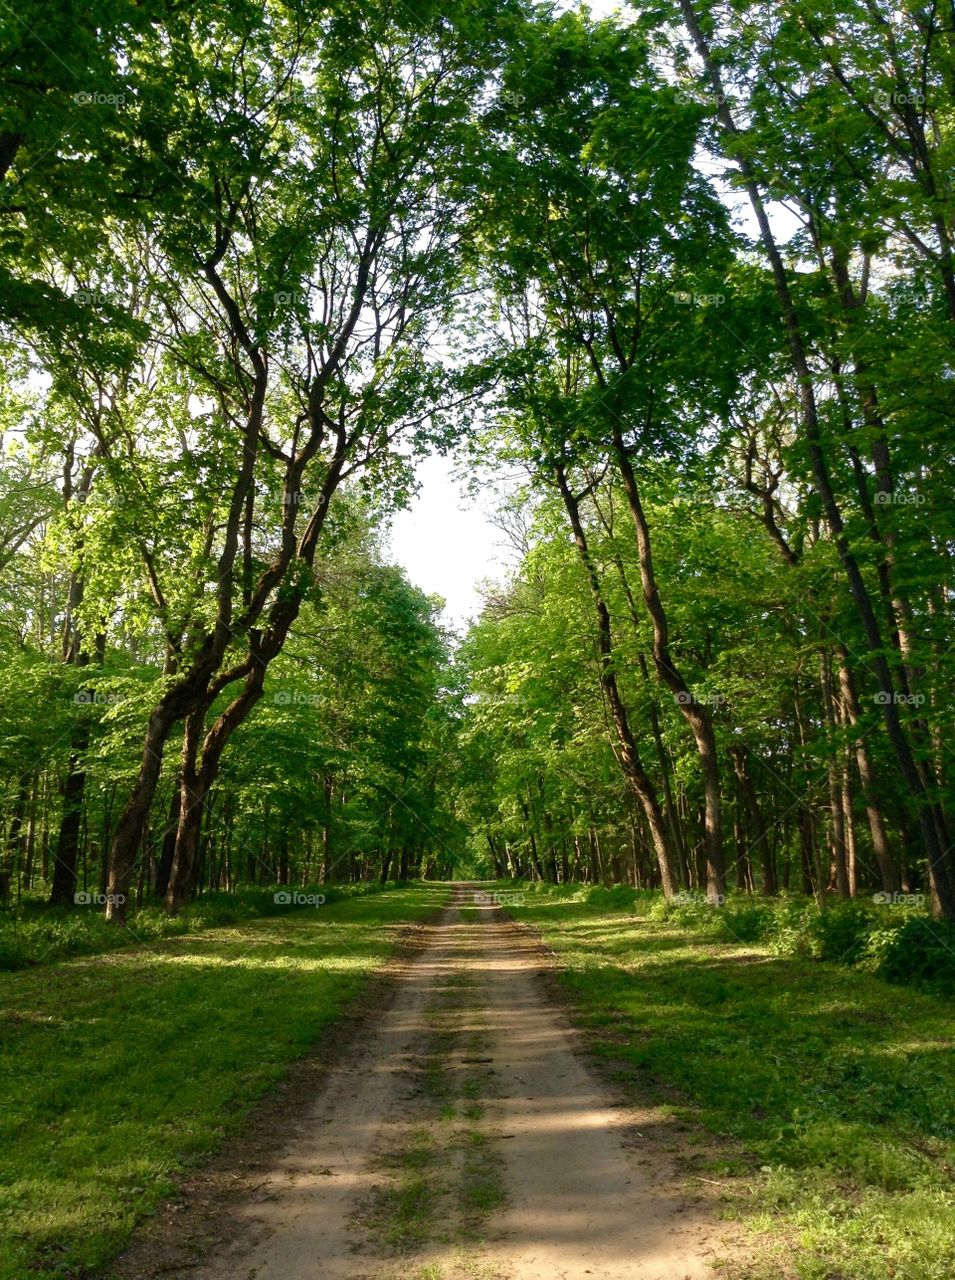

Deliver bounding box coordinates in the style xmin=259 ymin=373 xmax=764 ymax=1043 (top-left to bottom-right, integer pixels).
xmin=1 ymin=1 xmax=954 ymax=1278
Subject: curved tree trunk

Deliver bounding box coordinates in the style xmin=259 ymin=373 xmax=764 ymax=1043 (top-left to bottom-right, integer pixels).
xmin=554 ymin=466 xmax=681 ymax=897
xmin=610 ymin=437 xmax=726 ymax=901
xmin=164 ymin=707 xmax=207 ymax=913
xmin=105 ymin=705 xmax=179 ymax=922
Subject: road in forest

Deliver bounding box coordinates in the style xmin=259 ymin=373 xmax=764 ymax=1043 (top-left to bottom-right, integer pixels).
xmin=190 ymin=887 xmax=740 ymax=1280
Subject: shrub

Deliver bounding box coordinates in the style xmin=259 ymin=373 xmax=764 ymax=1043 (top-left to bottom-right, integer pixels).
xmin=868 ymin=917 xmax=955 ymax=989
xmin=804 ymin=900 xmax=877 ymax=963
xmin=768 ymin=896 xmax=816 ymax=957
xmin=0 ymin=934 xmax=34 ymax=970
xmin=719 ymin=901 xmax=775 ymax=943
xmin=651 ymin=896 xmax=722 ymax=929
xmin=0 ymin=879 xmax=393 ymax=970
xmin=0 ymin=909 xmax=123 ymax=969
xmin=585 ymin=884 xmax=638 ymax=911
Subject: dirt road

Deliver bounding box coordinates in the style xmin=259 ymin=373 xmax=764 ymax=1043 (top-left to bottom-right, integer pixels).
xmin=190 ymin=888 xmax=740 ymax=1280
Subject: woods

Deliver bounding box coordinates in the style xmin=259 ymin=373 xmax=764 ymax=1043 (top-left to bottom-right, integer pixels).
xmin=2 ymin=0 xmax=954 ymax=930
xmin=3 ymin=3 xmax=955 ymax=1278
xmin=2 ymin=0 xmax=493 ymax=915
xmin=457 ymin=2 xmax=955 ymax=923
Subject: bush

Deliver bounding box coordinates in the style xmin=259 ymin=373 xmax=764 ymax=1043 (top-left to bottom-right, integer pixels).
xmin=545 ymin=881 xmax=584 ymax=899
xmin=770 ymin=899 xmax=882 ymax=964
xmin=0 ymin=909 xmax=123 ymax=969
xmin=805 ymin=900 xmax=877 ymax=964
xmin=868 ymin=917 xmax=955 ymax=989
xmin=585 ymin=884 xmax=638 ymax=911
xmin=659 ymin=900 xmax=721 ymax=931
xmin=128 ymin=908 xmax=190 ymax=940
xmin=719 ymin=901 xmax=775 ymax=943
xmin=768 ymin=896 xmax=816 ymax=957
xmin=0 ymin=934 xmax=34 ymax=970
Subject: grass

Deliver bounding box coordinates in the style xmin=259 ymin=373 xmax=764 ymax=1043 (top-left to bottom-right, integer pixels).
xmin=503 ymin=884 xmax=955 ymax=1280
xmin=0 ymin=883 xmax=448 ymax=1280
xmin=0 ymin=881 xmax=393 ymax=970
xmin=377 ymin=1132 xmax=442 ymax=1250
xmin=511 ymin=881 xmax=955 ymax=992
xmin=364 ymin=946 xmax=506 ymax=1263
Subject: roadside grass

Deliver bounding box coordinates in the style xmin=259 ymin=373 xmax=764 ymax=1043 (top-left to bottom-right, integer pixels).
xmin=0 ymin=884 xmax=447 ymax=1280
xmin=502 ymin=886 xmax=955 ymax=1280
xmin=0 ymin=881 xmax=392 ymax=971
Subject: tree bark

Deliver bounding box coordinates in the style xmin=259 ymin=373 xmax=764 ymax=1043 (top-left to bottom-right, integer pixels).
xmin=836 ymin=652 xmax=899 ymax=894
xmin=554 ymin=465 xmax=681 ymax=896
xmin=818 ymin=643 xmax=851 ymax=897
xmin=730 ymin=745 xmax=776 ymax=895
xmin=610 ymin=438 xmax=726 ymax=900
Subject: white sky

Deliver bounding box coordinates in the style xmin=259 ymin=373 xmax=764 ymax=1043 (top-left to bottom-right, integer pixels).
xmin=386 ymin=453 xmax=505 ymax=633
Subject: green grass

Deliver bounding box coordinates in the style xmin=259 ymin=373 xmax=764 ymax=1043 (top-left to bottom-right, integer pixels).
xmin=364 ymin=951 xmax=506 ymax=1259
xmin=503 ymin=885 xmax=955 ymax=1280
xmin=0 ymin=883 xmax=448 ymax=1280
xmin=376 ymin=1130 xmax=443 ymax=1249
xmin=0 ymin=881 xmax=391 ymax=970
xmin=496 ymin=880 xmax=955 ymax=991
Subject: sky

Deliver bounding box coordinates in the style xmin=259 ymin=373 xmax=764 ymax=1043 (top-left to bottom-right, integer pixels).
xmin=386 ymin=453 xmax=507 ymax=634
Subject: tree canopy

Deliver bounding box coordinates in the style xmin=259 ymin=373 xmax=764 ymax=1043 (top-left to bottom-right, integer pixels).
xmin=1 ymin=0 xmax=953 ymax=922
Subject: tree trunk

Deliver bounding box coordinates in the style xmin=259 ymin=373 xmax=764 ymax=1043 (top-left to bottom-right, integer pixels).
xmin=842 ymin=758 xmax=859 ymax=898
xmin=836 ymin=653 xmax=899 ymax=895
xmin=554 ymin=466 xmax=680 ymax=896
xmin=610 ymin=438 xmax=725 ymax=900
xmin=164 ymin=707 xmax=206 ymax=913
xmin=154 ymin=788 xmax=180 ymax=900
xmin=819 ymin=644 xmax=850 ymax=897
xmin=730 ymin=745 xmax=776 ymax=895
xmin=49 ymin=722 xmax=90 ymax=906
xmin=106 ymin=692 xmax=198 ymax=922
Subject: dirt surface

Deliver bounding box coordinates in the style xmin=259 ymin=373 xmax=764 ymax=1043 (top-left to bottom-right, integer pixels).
xmin=107 ymin=888 xmax=748 ymax=1280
